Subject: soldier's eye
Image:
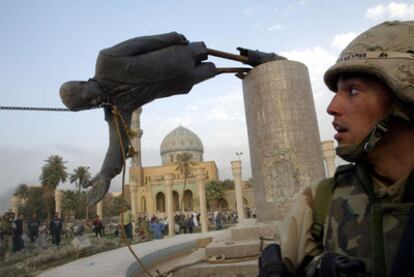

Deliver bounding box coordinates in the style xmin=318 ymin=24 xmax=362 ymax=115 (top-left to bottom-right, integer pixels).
xmin=349 ymin=87 xmax=359 ymax=96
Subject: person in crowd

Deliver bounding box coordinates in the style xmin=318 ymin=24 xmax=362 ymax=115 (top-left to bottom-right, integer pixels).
xmin=12 ymin=214 xmax=24 ymax=252
xmin=149 ymin=216 xmax=165 ymax=239
xmin=27 ymin=213 xmax=40 ymax=243
xmin=186 ymin=214 xmax=195 ymax=233
xmin=215 ymin=212 xmax=223 ymax=230
xmin=49 ymin=212 xmax=63 ymax=248
xmin=35 ymin=222 xmax=48 ymax=248
xmin=92 ymin=214 xmax=103 ymax=238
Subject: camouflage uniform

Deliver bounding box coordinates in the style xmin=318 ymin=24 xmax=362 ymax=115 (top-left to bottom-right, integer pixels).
xmin=325 ymin=164 xmax=413 ymax=276
xmin=0 ymin=214 xmax=14 ymax=258
xmin=282 ymin=165 xmax=413 ymax=275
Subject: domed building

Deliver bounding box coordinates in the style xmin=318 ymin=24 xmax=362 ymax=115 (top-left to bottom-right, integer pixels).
xmin=160 ymin=126 xmax=204 ymax=165
xmin=127 ymin=115 xmax=219 ymax=217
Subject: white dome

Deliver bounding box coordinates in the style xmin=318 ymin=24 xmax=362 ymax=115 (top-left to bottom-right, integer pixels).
xmin=160 ymin=126 xmax=204 ymax=165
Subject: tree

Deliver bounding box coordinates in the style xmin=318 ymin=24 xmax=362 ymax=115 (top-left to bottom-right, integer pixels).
xmin=69 ymin=166 xmax=91 ymax=194
xmin=222 ymin=179 xmax=235 ymax=190
xmin=14 ymin=183 xmax=29 ymax=198
xmin=110 ymin=196 xmax=129 ymax=216
xmin=62 ymin=190 xmax=79 ymax=219
xmin=175 ymin=153 xmax=196 ymax=211
xmin=205 ymin=180 xmax=225 ymax=209
xmin=39 ymin=155 xmax=68 ymax=189
xmin=18 ymin=187 xmax=46 ymax=219
xmin=39 ymin=155 xmax=68 ymax=219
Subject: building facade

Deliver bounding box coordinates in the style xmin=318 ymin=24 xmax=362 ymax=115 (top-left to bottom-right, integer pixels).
xmin=127 ymin=114 xmax=222 ymax=218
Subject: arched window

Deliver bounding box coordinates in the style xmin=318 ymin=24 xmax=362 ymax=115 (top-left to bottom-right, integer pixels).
xmin=173 ymin=191 xmax=180 ymax=211
xmin=183 ymin=190 xmax=193 ymax=211
xmin=141 ymin=196 xmax=147 ymax=212
xmin=218 ymin=198 xmax=229 ymax=211
xmin=156 ymin=192 xmax=166 ymax=212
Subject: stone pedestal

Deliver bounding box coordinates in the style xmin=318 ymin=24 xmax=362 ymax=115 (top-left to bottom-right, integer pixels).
xmin=165 ymin=173 xmax=175 ymax=236
xmin=130 ymin=185 xmax=138 ymax=218
xmin=54 ymin=190 xmax=63 ymax=216
xmin=196 ymin=168 xmax=208 ymax=233
xmin=231 ymin=160 xmax=245 ymax=222
xmin=242 ymin=60 xmax=325 ymax=222
xmin=322 ymin=140 xmax=336 ymax=177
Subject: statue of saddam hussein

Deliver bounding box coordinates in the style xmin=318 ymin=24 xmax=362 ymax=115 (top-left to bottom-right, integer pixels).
xmin=60 ymin=32 xmax=285 ymax=205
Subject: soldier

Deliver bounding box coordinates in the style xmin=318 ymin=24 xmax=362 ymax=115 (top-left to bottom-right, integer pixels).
xmin=279 ymin=21 xmax=414 ymax=276
xmin=0 ymin=211 xmax=15 ymax=258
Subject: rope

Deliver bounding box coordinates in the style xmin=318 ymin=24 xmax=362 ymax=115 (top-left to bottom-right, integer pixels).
xmin=111 ymin=105 xmax=153 ymax=277
xmin=207 ymin=253 xmax=259 ymax=264
xmin=155 ymin=253 xmax=260 ymax=276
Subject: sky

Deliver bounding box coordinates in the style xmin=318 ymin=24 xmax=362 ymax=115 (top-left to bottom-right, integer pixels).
xmin=1 ymin=0 xmax=414 ymax=207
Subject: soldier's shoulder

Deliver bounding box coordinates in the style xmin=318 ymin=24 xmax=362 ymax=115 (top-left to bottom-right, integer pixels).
xmin=335 ymin=163 xmax=355 ymax=175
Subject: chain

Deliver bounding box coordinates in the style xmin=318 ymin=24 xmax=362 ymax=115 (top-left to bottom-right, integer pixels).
xmin=0 ymin=105 xmax=103 ymax=112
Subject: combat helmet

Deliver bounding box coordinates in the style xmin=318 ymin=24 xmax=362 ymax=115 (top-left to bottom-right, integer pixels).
xmin=324 ymin=21 xmax=414 ymax=162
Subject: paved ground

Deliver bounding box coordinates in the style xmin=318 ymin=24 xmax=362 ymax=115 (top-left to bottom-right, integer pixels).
xmin=38 ymin=230 xmax=228 ymax=277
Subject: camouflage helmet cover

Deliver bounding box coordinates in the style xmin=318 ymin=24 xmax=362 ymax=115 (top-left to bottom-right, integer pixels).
xmin=324 ymin=21 xmax=414 ymax=106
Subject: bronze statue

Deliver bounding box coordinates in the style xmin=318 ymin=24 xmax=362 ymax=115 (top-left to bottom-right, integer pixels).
xmin=60 ymin=32 xmax=284 ymax=205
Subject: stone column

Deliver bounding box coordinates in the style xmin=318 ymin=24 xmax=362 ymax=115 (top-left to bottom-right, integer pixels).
xmin=321 ymin=140 xmax=336 ymax=177
xmin=130 ymin=108 xmax=143 ymax=168
xmin=242 ymin=60 xmax=325 ymax=222
xmin=196 ymin=168 xmax=208 ymax=233
xmin=96 ymin=200 xmax=103 ymax=218
xmin=54 ymin=189 xmax=63 ymax=216
xmin=130 ymin=185 xmax=138 ymax=218
xmin=231 ymin=160 xmax=245 ymax=222
xmin=164 ymin=173 xmax=175 ymax=236
xmin=10 ymin=196 xmax=20 ymax=215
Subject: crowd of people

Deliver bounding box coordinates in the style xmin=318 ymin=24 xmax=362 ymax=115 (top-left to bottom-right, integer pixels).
xmin=0 ymin=207 xmax=251 ymax=259
xmin=0 ymin=211 xmax=64 ymax=258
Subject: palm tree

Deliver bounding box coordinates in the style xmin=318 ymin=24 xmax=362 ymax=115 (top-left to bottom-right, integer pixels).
xmin=39 ymin=155 xmax=68 ymax=189
xmin=62 ymin=190 xmax=78 ymax=219
xmin=175 ymin=153 xmax=196 ymax=211
xmin=39 ymin=155 xmax=68 ymax=220
xmin=69 ymin=166 xmax=91 ymax=194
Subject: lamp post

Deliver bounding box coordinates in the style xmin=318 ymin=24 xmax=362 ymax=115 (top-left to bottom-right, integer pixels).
xmin=236 ymin=152 xmax=243 ymax=160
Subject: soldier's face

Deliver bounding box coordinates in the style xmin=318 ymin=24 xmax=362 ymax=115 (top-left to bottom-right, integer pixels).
xmin=327 ymin=75 xmax=394 ymax=147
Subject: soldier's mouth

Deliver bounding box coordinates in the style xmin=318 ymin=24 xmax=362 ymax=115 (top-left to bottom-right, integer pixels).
xmin=333 ymin=122 xmax=347 ymax=133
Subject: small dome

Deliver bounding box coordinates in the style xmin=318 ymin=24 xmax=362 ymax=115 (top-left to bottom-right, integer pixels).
xmin=160 ymin=126 xmax=204 ymax=165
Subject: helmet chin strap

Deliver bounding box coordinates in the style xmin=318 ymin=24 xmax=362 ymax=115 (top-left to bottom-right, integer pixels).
xmin=335 ymin=101 xmax=407 ymax=163
xmin=336 ymin=119 xmax=390 ymax=162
